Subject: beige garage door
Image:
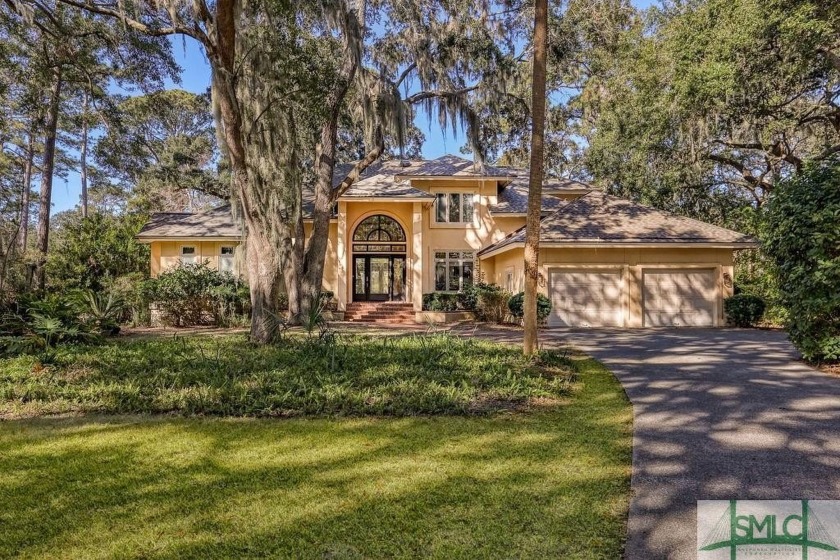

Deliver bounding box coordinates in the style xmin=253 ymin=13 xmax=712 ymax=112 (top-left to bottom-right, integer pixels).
xmin=548 ymin=269 xmax=623 ymax=327
xmin=643 ymin=269 xmax=716 ymax=327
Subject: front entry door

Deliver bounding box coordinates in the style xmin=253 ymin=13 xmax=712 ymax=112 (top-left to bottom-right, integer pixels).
xmin=353 ymin=255 xmax=406 ymax=301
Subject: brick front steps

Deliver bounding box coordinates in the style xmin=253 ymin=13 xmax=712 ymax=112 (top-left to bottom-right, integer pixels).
xmin=344 ymin=302 xmax=416 ymax=324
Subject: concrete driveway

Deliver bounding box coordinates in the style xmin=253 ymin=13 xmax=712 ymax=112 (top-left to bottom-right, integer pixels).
xmin=550 ymin=328 xmax=840 ymax=560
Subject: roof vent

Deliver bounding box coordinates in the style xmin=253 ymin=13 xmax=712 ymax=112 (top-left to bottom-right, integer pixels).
xmin=400 ymin=159 xmax=411 ymax=167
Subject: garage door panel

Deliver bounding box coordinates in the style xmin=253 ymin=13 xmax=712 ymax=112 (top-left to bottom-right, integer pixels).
xmin=549 ymin=270 xmax=622 ymax=327
xmin=643 ymin=270 xmax=716 ymax=327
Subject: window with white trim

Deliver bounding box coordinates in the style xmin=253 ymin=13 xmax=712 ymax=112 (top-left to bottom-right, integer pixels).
xmin=219 ymin=246 xmax=235 ymax=274
xmin=180 ymin=246 xmax=197 ymax=265
xmin=434 ymin=250 xmax=475 ymax=291
xmin=434 ymin=193 xmax=475 ymax=223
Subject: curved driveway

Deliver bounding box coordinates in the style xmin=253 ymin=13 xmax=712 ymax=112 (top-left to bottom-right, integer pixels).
xmin=554 ymin=328 xmax=840 ymax=560
xmin=460 ymin=326 xmax=840 ymax=558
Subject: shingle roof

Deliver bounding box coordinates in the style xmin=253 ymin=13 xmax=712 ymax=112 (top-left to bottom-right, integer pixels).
xmin=395 ymin=154 xmax=514 ymax=178
xmin=490 ymin=176 xmax=593 ymax=214
xmin=137 ymin=205 xmax=241 ymax=239
xmin=479 ymin=191 xmax=757 ymax=255
xmin=339 ymin=160 xmax=435 ymax=200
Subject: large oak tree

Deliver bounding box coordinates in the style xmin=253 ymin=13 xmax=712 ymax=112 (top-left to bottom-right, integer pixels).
xmin=19 ymin=0 xmax=515 ymax=342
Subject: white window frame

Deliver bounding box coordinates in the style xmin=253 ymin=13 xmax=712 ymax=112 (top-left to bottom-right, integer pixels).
xmin=180 ymin=245 xmax=197 ymax=266
xmin=434 ymin=192 xmax=476 ymax=224
xmin=219 ymin=245 xmax=235 ymax=274
xmin=433 ymin=250 xmax=475 ymax=292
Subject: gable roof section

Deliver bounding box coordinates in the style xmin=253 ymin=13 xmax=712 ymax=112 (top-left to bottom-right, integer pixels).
xmin=339 ymin=160 xmax=435 ymax=200
xmin=490 ymin=176 xmax=594 ymax=214
xmin=137 ymin=205 xmax=240 ymax=240
xmin=479 ymin=191 xmax=757 ymax=256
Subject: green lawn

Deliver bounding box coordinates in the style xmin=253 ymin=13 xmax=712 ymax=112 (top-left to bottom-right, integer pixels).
xmin=0 ymin=333 xmax=631 ymax=559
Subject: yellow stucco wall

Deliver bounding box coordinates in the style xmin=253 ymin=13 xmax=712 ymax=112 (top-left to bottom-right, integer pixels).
xmin=151 ymin=240 xmax=242 ymax=277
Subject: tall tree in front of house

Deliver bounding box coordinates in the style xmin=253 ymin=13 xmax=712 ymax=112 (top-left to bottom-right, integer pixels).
xmin=523 ymin=0 xmax=549 ymax=355
xmin=29 ymin=0 xmax=515 ymax=343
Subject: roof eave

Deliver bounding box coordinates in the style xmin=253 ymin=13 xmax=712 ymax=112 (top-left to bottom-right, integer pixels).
xmin=136 ymin=235 xmax=242 ymax=243
xmin=395 ymin=175 xmax=513 ymax=181
xmin=338 ymin=196 xmax=434 ymax=202
xmin=479 ymin=240 xmax=758 ymax=259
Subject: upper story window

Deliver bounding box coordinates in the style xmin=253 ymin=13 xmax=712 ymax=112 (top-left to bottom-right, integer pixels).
xmin=180 ymin=246 xmax=197 ymax=265
xmin=435 ymin=193 xmax=475 ymax=223
xmin=219 ymin=246 xmax=235 ymax=274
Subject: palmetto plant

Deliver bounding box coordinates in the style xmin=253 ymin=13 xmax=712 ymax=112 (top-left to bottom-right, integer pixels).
xmin=297 ymin=296 xmax=328 ymax=339
xmin=74 ymin=289 xmax=125 ymax=335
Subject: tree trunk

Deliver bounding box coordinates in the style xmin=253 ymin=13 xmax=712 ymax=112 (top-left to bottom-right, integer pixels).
xmin=523 ymin=0 xmax=548 ymax=356
xmin=19 ymin=132 xmax=34 ymax=253
xmin=244 ymin=224 xmax=283 ymax=342
xmin=35 ymin=67 xmax=63 ymax=291
xmin=80 ymin=91 xmax=89 ymax=218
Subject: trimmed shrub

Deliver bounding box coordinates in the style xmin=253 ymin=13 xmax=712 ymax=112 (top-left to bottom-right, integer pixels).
xmin=474 ymin=283 xmax=511 ymax=323
xmin=762 ymin=158 xmax=840 ymax=362
xmin=422 ymin=292 xmax=460 ymax=312
xmin=508 ymin=292 xmax=552 ymax=323
xmin=457 ymin=284 xmax=479 ymax=311
xmin=724 ymin=294 xmax=766 ymax=327
xmin=142 ymin=262 xmax=250 ymax=327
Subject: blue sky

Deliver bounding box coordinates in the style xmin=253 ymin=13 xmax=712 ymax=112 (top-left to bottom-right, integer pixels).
xmin=53 ymin=0 xmax=657 ymax=213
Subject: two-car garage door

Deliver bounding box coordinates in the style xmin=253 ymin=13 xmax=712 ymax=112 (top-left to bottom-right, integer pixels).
xmin=548 ymin=268 xmax=717 ymax=327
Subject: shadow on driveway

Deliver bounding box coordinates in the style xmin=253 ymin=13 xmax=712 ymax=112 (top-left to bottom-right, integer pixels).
xmin=462 ymin=326 xmax=840 ymax=560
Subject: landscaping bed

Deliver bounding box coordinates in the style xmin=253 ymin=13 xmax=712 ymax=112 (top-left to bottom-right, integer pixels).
xmin=0 ymin=333 xmax=576 ymax=419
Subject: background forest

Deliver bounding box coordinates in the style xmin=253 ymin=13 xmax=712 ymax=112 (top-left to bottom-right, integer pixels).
xmin=1 ymin=0 xmax=838 ymax=360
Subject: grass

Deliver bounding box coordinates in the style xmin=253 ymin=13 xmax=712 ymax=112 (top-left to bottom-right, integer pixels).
xmin=0 ymin=332 xmax=633 ymax=559
xmin=0 ymin=333 xmax=576 ymax=418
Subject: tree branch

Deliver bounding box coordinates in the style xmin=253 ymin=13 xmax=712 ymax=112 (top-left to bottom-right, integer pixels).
xmin=52 ymin=0 xmax=205 ymax=42
xmin=405 ymin=86 xmax=479 ymax=104
xmin=331 ymin=125 xmax=385 ymax=201
xmin=395 ymin=62 xmax=416 ymax=89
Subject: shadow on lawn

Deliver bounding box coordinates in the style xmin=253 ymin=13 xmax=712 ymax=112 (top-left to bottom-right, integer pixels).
xmin=0 ymin=360 xmax=631 ymax=560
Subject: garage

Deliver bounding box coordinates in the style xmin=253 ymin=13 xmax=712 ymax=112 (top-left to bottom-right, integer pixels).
xmin=642 ymin=269 xmax=716 ymax=327
xmin=548 ymin=269 xmax=623 ymax=327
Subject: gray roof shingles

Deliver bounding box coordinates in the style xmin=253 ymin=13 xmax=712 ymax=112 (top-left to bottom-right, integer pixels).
xmin=137 ymin=205 xmax=241 ymax=239
xmin=479 ymin=191 xmax=757 ymax=255
xmin=489 ymin=177 xmax=592 ymax=214
xmin=137 ymin=156 xmax=755 ymax=250
xmin=339 ymin=160 xmax=434 ymax=199
xmin=395 ymin=154 xmax=514 ymax=178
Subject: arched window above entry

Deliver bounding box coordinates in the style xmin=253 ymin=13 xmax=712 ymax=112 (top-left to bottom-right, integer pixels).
xmin=353 ymin=215 xmax=406 ymax=253
xmin=353 ymin=215 xmax=406 ymax=242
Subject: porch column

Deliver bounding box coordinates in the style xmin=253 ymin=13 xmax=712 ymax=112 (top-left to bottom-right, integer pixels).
xmin=411 ymin=202 xmax=423 ymax=311
xmin=336 ymin=201 xmax=348 ymax=311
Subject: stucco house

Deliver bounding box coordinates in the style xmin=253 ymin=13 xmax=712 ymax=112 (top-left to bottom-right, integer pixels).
xmin=137 ymin=154 xmax=756 ymax=327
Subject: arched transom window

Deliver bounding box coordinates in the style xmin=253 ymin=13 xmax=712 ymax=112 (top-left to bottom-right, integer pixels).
xmin=353 ymin=215 xmax=406 ymax=253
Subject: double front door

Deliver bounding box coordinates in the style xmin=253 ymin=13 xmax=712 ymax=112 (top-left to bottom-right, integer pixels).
xmin=353 ymin=255 xmax=406 ymax=301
